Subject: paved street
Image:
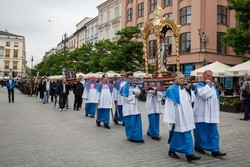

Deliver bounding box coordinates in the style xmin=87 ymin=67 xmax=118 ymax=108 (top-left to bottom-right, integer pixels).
xmin=0 ymin=87 xmax=250 ymax=167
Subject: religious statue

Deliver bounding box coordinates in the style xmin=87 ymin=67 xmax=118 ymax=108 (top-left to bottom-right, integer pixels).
xmin=198 ymin=29 xmax=209 ymax=52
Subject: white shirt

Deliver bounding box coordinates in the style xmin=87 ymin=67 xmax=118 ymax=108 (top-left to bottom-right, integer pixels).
xmin=122 ymin=85 xmax=141 ymax=117
xmin=46 ymin=81 xmax=50 ymax=91
xmin=194 ymin=84 xmax=220 ymax=123
xmin=82 ymin=83 xmax=99 ymax=103
xmin=97 ymin=83 xmax=113 ymax=109
xmin=146 ymin=90 xmax=163 ymax=115
xmin=113 ymin=81 xmax=126 ymax=106
xmin=163 ymin=87 xmax=195 ymax=133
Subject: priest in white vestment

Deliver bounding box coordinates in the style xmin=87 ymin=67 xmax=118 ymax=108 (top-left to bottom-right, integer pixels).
xmin=96 ymin=74 xmax=113 ymax=129
xmin=146 ymin=89 xmax=163 ymax=140
xmin=194 ymin=70 xmax=227 ymax=157
xmin=113 ymin=71 xmax=126 ymax=125
xmin=120 ymin=72 xmax=144 ymax=143
xmin=163 ymin=72 xmax=201 ymax=162
xmin=82 ymin=77 xmax=99 ymax=118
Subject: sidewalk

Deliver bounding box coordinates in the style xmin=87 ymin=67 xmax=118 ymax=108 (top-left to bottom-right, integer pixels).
xmin=0 ymin=87 xmax=249 ymax=167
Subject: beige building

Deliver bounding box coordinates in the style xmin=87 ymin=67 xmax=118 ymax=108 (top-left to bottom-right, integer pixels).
xmin=43 ymin=48 xmax=57 ymax=59
xmin=97 ymin=0 xmax=122 ymax=41
xmin=0 ymin=30 xmax=26 ymax=77
xmin=85 ymin=16 xmax=99 ymax=44
xmin=121 ymin=0 xmax=246 ymax=78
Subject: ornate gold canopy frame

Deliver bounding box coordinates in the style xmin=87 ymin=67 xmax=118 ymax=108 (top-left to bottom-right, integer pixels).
xmin=140 ymin=6 xmax=181 ymax=77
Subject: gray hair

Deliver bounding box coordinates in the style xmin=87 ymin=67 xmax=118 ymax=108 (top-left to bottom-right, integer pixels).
xmin=173 ymin=72 xmax=184 ymax=79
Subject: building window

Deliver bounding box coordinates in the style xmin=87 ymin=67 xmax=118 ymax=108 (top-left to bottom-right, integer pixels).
xmin=127 ymin=8 xmax=133 ymax=21
xmin=13 ymin=50 xmax=18 ymax=58
xmin=150 ymin=0 xmax=157 ymax=12
xmin=13 ymin=62 xmax=18 ymax=69
xmin=14 ymin=42 xmax=18 ymax=47
xmin=115 ymin=7 xmax=119 ymax=18
xmin=4 ymin=62 xmax=9 ymax=69
xmin=138 ymin=3 xmax=144 ymax=17
xmin=5 ymin=49 xmax=10 ymax=57
xmin=217 ymin=6 xmax=227 ymax=25
xmin=149 ymin=40 xmax=157 ymax=58
xmin=127 ymin=0 xmax=133 ymax=4
xmin=217 ymin=32 xmax=226 ymax=54
xmin=180 ymin=32 xmax=191 ymax=53
xmin=100 ymin=14 xmax=103 ymax=24
xmin=164 ymin=12 xmax=173 ymax=20
xmin=180 ymin=6 xmax=191 ymax=25
xmin=166 ymin=36 xmax=172 ymax=55
xmin=6 ymin=42 xmax=10 ymax=47
xmin=164 ymin=0 xmax=172 ymax=6
xmin=137 ymin=22 xmax=144 ymax=28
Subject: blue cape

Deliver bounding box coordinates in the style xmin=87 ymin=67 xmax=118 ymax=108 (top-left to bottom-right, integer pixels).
xmin=119 ymin=81 xmax=130 ymax=97
xmin=114 ymin=79 xmax=125 ymax=90
xmin=97 ymin=81 xmax=113 ymax=93
xmin=195 ymin=81 xmax=220 ymax=99
xmin=86 ymin=80 xmax=97 ymax=90
xmin=163 ymin=82 xmax=180 ymax=105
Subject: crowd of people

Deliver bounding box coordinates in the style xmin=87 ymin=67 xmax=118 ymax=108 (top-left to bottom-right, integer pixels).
xmin=3 ymin=70 xmax=250 ymax=162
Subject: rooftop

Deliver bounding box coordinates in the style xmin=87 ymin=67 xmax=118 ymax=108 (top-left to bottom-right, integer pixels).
xmin=0 ymin=30 xmax=24 ymax=38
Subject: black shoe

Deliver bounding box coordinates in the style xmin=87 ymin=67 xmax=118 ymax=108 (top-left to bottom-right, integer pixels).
xmin=104 ymin=124 xmax=111 ymax=129
xmin=122 ymin=122 xmax=125 ymax=126
xmin=76 ymin=108 xmax=79 ymax=111
xmin=73 ymin=108 xmax=76 ymax=110
xmin=195 ymin=147 xmax=206 ymax=154
xmin=168 ymin=151 xmax=180 ymax=159
xmin=152 ymin=136 xmax=161 ymax=141
xmin=186 ymin=155 xmax=201 ymax=162
xmin=85 ymin=113 xmax=88 ymax=117
xmin=12 ymin=101 xmax=14 ymax=103
xmin=212 ymin=151 xmax=227 ymax=157
xmin=96 ymin=120 xmax=101 ymax=127
xmin=128 ymin=139 xmax=144 ymax=143
xmin=114 ymin=120 xmax=119 ymax=125
xmin=90 ymin=115 xmax=95 ymax=118
xmin=147 ymin=132 xmax=151 ymax=137
xmin=239 ymin=118 xmax=248 ymax=121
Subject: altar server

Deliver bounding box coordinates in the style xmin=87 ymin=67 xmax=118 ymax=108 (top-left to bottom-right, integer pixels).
xmin=120 ymin=72 xmax=144 ymax=143
xmin=194 ymin=70 xmax=226 ymax=157
xmin=146 ymin=88 xmax=163 ymax=140
xmin=113 ymin=71 xmax=126 ymax=125
xmin=82 ymin=77 xmax=98 ymax=118
xmin=96 ymin=74 xmax=113 ymax=129
xmin=163 ymin=72 xmax=201 ymax=162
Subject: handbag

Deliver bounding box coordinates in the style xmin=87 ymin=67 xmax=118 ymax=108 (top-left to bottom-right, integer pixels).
xmin=242 ymin=81 xmax=250 ymax=98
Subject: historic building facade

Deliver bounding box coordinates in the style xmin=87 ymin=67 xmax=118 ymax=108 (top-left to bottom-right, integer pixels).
xmin=0 ymin=30 xmax=26 ymax=77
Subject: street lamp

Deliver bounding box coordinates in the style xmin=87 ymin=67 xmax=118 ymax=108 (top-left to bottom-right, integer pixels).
xmin=62 ymin=33 xmax=68 ymax=68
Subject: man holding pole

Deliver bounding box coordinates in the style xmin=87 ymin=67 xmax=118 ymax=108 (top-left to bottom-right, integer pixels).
xmin=163 ymin=72 xmax=201 ymax=162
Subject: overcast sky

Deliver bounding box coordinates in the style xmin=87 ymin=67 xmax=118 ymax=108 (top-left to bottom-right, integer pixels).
xmin=0 ymin=0 xmax=105 ymax=67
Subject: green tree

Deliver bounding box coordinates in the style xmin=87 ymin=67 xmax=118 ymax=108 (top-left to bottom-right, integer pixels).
xmin=222 ymin=0 xmax=250 ymax=55
xmin=115 ymin=26 xmax=144 ymax=72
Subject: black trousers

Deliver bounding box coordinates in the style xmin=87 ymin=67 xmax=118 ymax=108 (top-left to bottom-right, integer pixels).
xmin=74 ymin=94 xmax=82 ymax=109
xmin=8 ymin=89 xmax=14 ymax=102
xmin=59 ymin=94 xmax=67 ymax=109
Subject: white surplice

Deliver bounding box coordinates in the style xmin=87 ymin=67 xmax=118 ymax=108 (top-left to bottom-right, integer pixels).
xmin=163 ymin=87 xmax=195 ymax=133
xmin=97 ymin=83 xmax=113 ymax=109
xmin=146 ymin=90 xmax=163 ymax=115
xmin=82 ymin=83 xmax=99 ymax=103
xmin=113 ymin=81 xmax=126 ymax=105
xmin=194 ymin=84 xmax=220 ymax=123
xmin=122 ymin=84 xmax=141 ymax=117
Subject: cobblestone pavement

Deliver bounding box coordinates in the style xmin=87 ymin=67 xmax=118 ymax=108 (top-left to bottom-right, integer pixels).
xmin=0 ymin=87 xmax=250 ymax=167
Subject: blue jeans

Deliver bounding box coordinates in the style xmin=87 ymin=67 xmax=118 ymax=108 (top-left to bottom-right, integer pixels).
xmin=243 ymin=100 xmax=250 ymax=119
xmin=43 ymin=90 xmax=49 ymax=103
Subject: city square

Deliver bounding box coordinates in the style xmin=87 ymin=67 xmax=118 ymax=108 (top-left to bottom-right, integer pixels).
xmin=0 ymin=87 xmax=250 ymax=167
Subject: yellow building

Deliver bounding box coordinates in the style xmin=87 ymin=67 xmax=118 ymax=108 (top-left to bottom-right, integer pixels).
xmin=0 ymin=30 xmax=26 ymax=77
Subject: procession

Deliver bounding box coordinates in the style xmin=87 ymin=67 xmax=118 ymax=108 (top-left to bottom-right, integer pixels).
xmin=1 ymin=0 xmax=250 ymax=166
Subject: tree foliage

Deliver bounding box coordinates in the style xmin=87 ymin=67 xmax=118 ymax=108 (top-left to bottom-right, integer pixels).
xmin=34 ymin=26 xmax=144 ymax=76
xmin=222 ymin=0 xmax=250 ymax=55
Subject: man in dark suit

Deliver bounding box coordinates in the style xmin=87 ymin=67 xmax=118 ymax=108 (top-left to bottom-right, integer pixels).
xmin=6 ymin=76 xmax=16 ymax=103
xmin=57 ymin=78 xmax=69 ymax=111
xmin=73 ymin=78 xmax=84 ymax=110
